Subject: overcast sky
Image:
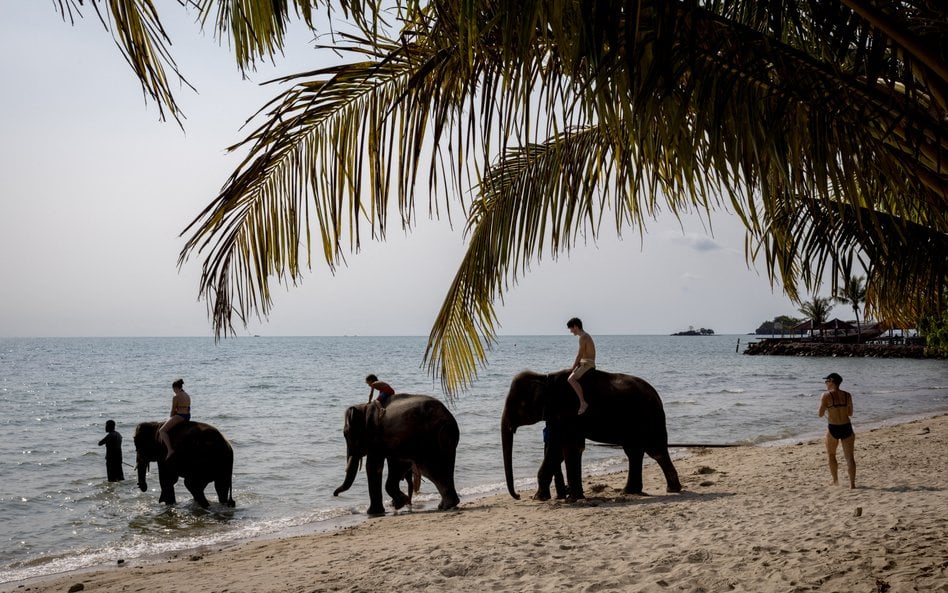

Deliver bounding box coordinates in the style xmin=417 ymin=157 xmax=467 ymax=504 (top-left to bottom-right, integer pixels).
xmin=0 ymin=4 xmax=821 ymax=338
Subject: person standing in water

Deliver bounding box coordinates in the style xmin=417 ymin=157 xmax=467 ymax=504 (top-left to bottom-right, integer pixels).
xmin=98 ymin=419 xmax=125 ymax=482
xmin=567 ymin=317 xmax=596 ymax=414
xmin=159 ymin=378 xmax=191 ymax=460
xmin=817 ymin=372 xmax=856 ymax=488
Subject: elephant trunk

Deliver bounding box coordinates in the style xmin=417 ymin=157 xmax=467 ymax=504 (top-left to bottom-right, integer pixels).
xmin=333 ymin=455 xmax=360 ymax=496
xmin=137 ymin=458 xmax=148 ymax=492
xmin=501 ymin=421 xmax=520 ymax=500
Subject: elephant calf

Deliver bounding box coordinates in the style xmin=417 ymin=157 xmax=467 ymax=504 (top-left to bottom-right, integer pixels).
xmin=334 ymin=394 xmax=460 ymax=515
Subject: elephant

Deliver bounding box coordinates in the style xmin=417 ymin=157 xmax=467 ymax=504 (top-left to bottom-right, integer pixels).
xmin=134 ymin=421 xmax=236 ymax=508
xmin=501 ymin=369 xmax=682 ymax=501
xmin=333 ymin=394 xmax=460 ymax=515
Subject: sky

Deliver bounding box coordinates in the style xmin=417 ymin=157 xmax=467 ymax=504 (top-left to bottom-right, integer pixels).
xmin=0 ymin=4 xmax=821 ymax=338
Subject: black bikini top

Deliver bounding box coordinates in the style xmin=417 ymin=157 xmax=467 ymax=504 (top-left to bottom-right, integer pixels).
xmin=827 ymin=392 xmax=849 ymax=408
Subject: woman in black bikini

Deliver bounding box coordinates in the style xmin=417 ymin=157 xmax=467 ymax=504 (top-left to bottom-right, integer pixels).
xmin=817 ymin=372 xmax=856 ymax=488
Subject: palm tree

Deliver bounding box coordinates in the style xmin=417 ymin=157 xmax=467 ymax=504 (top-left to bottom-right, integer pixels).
xmin=55 ymin=1 xmax=948 ymax=393
xmin=798 ymin=296 xmax=833 ymax=340
xmin=834 ymin=275 xmax=867 ymax=341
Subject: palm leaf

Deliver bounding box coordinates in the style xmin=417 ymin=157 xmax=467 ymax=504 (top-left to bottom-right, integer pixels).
xmin=166 ymin=1 xmax=947 ymax=392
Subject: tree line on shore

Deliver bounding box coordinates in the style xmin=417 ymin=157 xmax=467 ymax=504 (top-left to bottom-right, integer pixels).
xmin=754 ymin=273 xmax=948 ymax=358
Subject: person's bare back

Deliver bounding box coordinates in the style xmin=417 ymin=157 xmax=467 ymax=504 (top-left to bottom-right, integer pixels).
xmin=566 ymin=318 xmax=595 ymax=414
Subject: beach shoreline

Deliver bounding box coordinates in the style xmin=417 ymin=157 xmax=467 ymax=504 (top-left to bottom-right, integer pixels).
xmin=5 ymin=412 xmax=948 ymax=593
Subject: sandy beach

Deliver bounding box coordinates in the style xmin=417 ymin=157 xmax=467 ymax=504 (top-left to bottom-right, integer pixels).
xmin=6 ymin=414 xmax=947 ymax=593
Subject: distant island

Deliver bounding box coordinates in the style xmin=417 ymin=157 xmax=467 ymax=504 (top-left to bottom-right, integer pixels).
xmin=672 ymin=327 xmax=715 ymax=336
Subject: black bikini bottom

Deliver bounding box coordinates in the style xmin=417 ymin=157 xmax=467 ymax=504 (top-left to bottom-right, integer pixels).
xmin=828 ymin=422 xmax=854 ymax=440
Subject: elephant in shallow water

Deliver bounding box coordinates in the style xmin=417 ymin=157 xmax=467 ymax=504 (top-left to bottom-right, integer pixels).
xmin=501 ymin=369 xmax=682 ymax=501
xmin=134 ymin=421 xmax=236 ymax=508
xmin=333 ymin=394 xmax=460 ymax=515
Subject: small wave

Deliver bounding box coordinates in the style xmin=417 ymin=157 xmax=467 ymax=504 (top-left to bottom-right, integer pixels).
xmin=457 ymin=481 xmax=509 ymax=499
xmin=0 ymin=505 xmax=364 ymax=585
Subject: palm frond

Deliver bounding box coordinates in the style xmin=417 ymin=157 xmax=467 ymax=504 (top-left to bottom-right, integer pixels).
xmin=177 ymin=32 xmax=483 ymax=334
xmin=753 ymin=194 xmax=948 ymax=326
xmin=425 ymin=117 xmax=725 ymax=394
xmin=53 ymin=0 xmax=197 ymax=123
xmin=195 ymin=0 xmax=321 ymax=69
xmin=164 ymin=0 xmax=947 ymax=391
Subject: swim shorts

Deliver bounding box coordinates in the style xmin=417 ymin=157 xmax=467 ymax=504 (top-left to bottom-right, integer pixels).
xmin=571 ymin=359 xmax=595 ymax=379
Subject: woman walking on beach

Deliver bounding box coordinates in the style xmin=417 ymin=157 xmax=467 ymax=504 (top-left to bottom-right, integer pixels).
xmin=818 ymin=372 xmax=856 ymax=488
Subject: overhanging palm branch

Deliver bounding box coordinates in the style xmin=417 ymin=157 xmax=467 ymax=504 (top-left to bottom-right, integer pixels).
xmin=177 ymin=36 xmax=461 ymax=330
xmin=425 ymin=114 xmax=736 ymax=391
xmin=755 ymin=194 xmax=948 ymax=326
xmin=54 ymin=0 xmax=196 ymax=123
xmin=425 ymin=2 xmax=947 ymax=391
xmin=163 ymin=1 xmax=947 ymax=394
xmin=51 ymin=0 xmax=382 ymax=122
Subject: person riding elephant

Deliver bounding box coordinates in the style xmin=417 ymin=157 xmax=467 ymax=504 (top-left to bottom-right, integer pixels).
xmin=502 ymin=369 xmax=682 ymax=502
xmin=134 ymin=420 xmax=236 ymax=508
xmin=333 ymin=394 xmax=460 ymax=515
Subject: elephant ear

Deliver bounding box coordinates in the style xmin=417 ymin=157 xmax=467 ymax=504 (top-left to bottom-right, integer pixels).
xmin=365 ymin=402 xmax=383 ymax=432
xmin=361 ymin=402 xmax=390 ymax=448
xmin=344 ymin=405 xmax=362 ymax=436
xmin=343 ymin=405 xmax=369 ymax=456
xmin=542 ymin=373 xmax=577 ymax=422
xmin=536 ymin=376 xmax=555 ymax=421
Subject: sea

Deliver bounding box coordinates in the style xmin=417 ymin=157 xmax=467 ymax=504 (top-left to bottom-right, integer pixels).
xmin=1 ymin=335 xmax=946 ymax=584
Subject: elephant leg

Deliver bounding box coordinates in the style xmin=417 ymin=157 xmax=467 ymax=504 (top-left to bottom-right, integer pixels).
xmin=365 ymin=455 xmax=386 ymax=516
xmin=553 ymin=461 xmax=568 ymax=500
xmin=534 ymin=470 xmax=552 ymax=501
xmin=534 ymin=442 xmax=564 ymax=501
xmin=157 ymin=466 xmax=178 ymax=505
xmin=214 ymin=476 xmax=233 ymax=506
xmin=622 ymin=445 xmax=646 ymax=495
xmin=184 ymin=476 xmax=211 ymax=508
xmin=385 ymin=459 xmax=411 ymax=510
xmin=563 ymin=443 xmax=585 ymax=502
xmin=429 ymin=456 xmax=460 ymax=510
xmin=647 ymin=447 xmax=683 ymax=493
xmin=158 ymin=487 xmax=175 ymax=505
xmin=403 ymin=467 xmax=414 ymax=505
xmin=432 ymin=475 xmax=460 ymax=510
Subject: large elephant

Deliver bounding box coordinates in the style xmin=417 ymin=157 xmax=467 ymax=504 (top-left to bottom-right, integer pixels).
xmin=501 ymin=369 xmax=682 ymax=501
xmin=134 ymin=421 xmax=236 ymax=508
xmin=333 ymin=394 xmax=460 ymax=515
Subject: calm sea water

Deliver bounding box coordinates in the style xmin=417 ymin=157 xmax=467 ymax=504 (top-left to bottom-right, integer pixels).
xmin=1 ymin=335 xmax=946 ymax=583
